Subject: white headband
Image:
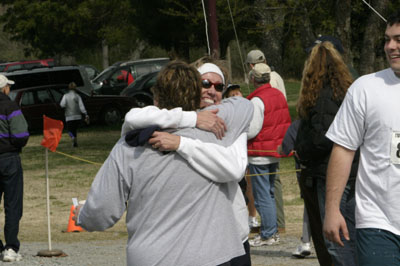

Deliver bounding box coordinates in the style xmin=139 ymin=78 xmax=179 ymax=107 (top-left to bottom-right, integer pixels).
xmin=197 ymin=63 xmax=225 ymax=85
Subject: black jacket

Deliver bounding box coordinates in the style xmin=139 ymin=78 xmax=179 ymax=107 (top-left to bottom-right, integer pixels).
xmin=0 ymin=92 xmax=29 ymax=154
xmin=295 ymin=86 xmax=359 ymax=180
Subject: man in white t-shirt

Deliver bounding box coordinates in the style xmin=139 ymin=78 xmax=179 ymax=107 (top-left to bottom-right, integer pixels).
xmin=323 ymin=12 xmax=400 ymax=266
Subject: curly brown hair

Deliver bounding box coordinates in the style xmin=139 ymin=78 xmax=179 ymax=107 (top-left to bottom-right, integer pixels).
xmin=152 ymin=60 xmax=202 ymax=111
xmin=296 ymin=41 xmax=353 ymax=119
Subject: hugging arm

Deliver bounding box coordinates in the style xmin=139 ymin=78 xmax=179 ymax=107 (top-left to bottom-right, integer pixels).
xmin=121 ymin=106 xmax=197 ymax=136
xmin=149 ymin=132 xmax=248 ymax=182
xmin=122 ymin=104 xmax=249 ymax=183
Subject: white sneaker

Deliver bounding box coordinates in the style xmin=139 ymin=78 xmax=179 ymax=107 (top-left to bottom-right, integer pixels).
xmin=3 ymin=248 xmax=22 ymax=262
xmin=274 ymin=232 xmax=281 ymax=242
xmin=248 ymin=216 xmax=260 ymax=228
xmin=249 ymin=234 xmax=279 ymax=247
xmin=292 ymin=242 xmax=311 ymax=258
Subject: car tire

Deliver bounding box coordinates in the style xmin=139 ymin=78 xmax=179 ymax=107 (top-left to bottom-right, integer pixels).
xmin=101 ymin=106 xmax=122 ymax=126
xmin=132 ymin=94 xmax=153 ymax=108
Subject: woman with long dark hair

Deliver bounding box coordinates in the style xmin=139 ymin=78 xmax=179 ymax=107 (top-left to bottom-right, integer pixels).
xmin=295 ymin=40 xmax=359 ymax=266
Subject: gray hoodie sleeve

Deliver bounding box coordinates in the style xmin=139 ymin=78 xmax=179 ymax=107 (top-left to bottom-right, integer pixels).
xmin=77 ymin=145 xmax=129 ymax=231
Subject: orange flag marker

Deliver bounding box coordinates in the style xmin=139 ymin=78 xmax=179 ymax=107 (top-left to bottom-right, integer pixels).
xmin=41 ymin=115 xmax=64 ymax=152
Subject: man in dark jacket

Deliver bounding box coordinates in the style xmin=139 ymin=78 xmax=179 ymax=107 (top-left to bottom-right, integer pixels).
xmin=0 ymin=74 xmax=29 ymax=262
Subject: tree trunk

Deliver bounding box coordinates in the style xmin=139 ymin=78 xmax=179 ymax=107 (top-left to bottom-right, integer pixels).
xmin=254 ymin=0 xmax=285 ymax=73
xmin=358 ymin=0 xmax=389 ymax=75
xmin=297 ymin=4 xmax=316 ymax=51
xmin=102 ymin=39 xmax=109 ymax=69
xmin=207 ymin=0 xmax=220 ymax=59
xmin=335 ymin=0 xmax=352 ymax=64
xmin=130 ymin=40 xmax=146 ymax=60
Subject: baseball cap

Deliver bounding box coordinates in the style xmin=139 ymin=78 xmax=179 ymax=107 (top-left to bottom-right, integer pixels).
xmin=0 ymin=74 xmax=15 ymax=88
xmin=249 ymin=63 xmax=271 ymax=79
xmin=223 ymin=84 xmax=241 ymax=98
xmin=307 ymin=35 xmax=344 ymax=54
xmin=246 ymin=50 xmax=266 ymax=64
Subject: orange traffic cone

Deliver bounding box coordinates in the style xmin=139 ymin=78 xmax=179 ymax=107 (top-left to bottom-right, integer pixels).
xmin=66 ymin=205 xmax=84 ymax=232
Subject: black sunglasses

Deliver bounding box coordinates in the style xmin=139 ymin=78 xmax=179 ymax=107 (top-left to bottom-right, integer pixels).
xmin=202 ymin=79 xmax=225 ymax=92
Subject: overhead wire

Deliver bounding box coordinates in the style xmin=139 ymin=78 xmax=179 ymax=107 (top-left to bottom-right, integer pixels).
xmin=201 ymin=0 xmax=211 ymax=55
xmin=226 ymin=0 xmax=250 ymax=94
xmin=362 ymin=0 xmax=386 ymax=22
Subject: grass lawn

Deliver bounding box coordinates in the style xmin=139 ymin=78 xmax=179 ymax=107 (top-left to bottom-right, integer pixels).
xmin=1 ymin=80 xmax=304 ymax=244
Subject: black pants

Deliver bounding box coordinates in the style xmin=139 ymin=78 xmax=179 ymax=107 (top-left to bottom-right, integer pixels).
xmin=66 ymin=119 xmax=81 ymax=139
xmin=299 ymin=170 xmax=332 ymax=266
xmin=0 ymin=152 xmax=23 ymax=252
xmin=229 ymin=241 xmax=251 ymax=266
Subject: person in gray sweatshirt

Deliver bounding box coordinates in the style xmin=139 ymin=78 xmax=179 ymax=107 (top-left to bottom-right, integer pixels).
xmin=75 ymin=60 xmax=254 ymax=266
xmin=59 ymin=82 xmax=88 ymax=147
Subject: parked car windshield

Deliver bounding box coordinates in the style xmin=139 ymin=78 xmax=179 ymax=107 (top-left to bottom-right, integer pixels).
xmin=92 ymin=66 xmax=116 ymax=83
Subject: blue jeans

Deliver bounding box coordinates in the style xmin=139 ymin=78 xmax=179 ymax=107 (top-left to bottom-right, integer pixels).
xmin=249 ymin=163 xmax=278 ymax=239
xmin=317 ymin=179 xmax=357 ymax=266
xmin=0 ymin=152 xmax=24 ymax=252
xmin=357 ymin=228 xmax=400 ymax=266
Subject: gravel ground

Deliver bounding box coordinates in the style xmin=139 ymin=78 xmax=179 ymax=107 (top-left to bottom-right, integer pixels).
xmin=0 ymin=235 xmax=319 ymax=266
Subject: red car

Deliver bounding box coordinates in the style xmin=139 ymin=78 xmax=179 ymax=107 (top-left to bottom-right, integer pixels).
xmin=0 ymin=59 xmax=55 ymax=72
xmin=8 ymin=84 xmax=137 ymax=131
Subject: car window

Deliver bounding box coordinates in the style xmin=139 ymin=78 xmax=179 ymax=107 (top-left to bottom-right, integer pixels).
xmin=133 ymin=63 xmax=166 ymax=79
xmin=37 ymin=89 xmax=53 ymax=104
xmin=21 ymin=91 xmax=35 ymax=106
xmin=8 ymin=91 xmax=17 ymax=101
xmin=92 ymin=66 xmax=116 ymax=83
xmin=144 ymin=75 xmax=157 ymax=91
xmin=24 ymin=62 xmax=43 ymax=69
xmin=7 ymin=65 xmax=23 ymax=71
xmin=49 ymin=88 xmax=67 ymax=102
xmin=134 ymin=65 xmax=152 ymax=77
xmin=84 ymin=66 xmax=98 ymax=80
xmin=110 ymin=67 xmax=131 ymax=86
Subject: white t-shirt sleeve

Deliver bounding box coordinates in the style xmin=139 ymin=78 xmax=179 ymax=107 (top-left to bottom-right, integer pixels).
xmin=177 ymin=133 xmax=248 ymax=183
xmin=326 ymin=81 xmax=365 ymax=151
xmin=121 ymin=106 xmax=197 ymax=136
xmin=247 ymin=97 xmax=264 ymax=139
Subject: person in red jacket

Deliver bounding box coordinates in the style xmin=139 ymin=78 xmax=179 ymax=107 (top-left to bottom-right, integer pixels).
xmin=246 ymin=63 xmax=291 ymax=247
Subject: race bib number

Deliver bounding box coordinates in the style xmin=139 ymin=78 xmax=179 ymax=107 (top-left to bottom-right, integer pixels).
xmin=390 ymin=131 xmax=400 ymax=164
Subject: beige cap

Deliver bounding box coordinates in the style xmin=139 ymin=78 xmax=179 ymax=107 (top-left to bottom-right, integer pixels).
xmin=0 ymin=74 xmax=15 ymax=88
xmin=246 ymin=50 xmax=266 ymax=64
xmin=250 ymin=63 xmax=271 ymax=78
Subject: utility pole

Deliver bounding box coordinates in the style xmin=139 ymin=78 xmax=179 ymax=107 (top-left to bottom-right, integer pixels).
xmin=207 ymin=0 xmax=220 ymax=59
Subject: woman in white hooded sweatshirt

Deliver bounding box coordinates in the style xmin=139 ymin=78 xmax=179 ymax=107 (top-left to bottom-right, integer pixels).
xmin=60 ymin=82 xmax=88 ymax=147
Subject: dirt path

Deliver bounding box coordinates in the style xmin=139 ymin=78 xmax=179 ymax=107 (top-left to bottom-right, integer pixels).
xmin=10 ymin=235 xmax=319 ymax=266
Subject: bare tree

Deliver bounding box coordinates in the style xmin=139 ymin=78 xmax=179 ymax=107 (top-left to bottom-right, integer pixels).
xmin=335 ymin=0 xmax=352 ymax=64
xmin=358 ymin=0 xmax=389 ymax=75
xmin=296 ymin=3 xmax=316 ymax=51
xmin=253 ymin=0 xmax=286 ymax=73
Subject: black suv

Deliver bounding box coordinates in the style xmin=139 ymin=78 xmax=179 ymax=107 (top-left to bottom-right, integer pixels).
xmin=2 ymin=65 xmax=94 ymax=95
xmin=91 ymin=58 xmax=169 ymax=95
